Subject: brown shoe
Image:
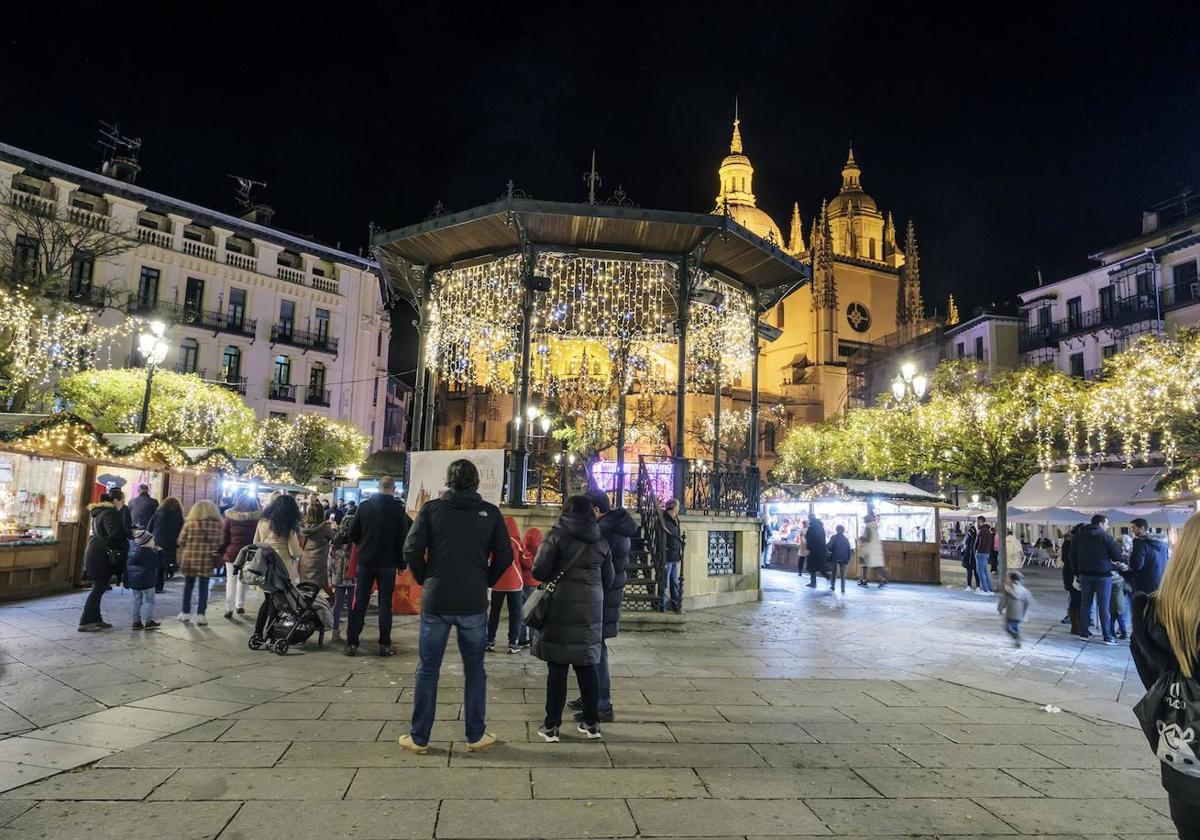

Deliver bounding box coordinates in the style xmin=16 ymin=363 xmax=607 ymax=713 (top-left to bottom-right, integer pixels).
xmin=466 ymin=732 xmax=499 ymax=752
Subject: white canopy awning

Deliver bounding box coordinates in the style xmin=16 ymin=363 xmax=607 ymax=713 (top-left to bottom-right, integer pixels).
xmin=1010 ymin=467 xmax=1167 ymax=513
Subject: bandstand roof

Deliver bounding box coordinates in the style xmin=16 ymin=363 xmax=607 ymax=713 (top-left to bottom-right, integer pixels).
xmin=372 ymin=197 xmax=811 ymax=305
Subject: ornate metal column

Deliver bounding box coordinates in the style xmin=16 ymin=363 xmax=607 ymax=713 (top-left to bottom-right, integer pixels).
xmin=711 ymin=352 xmax=721 ymax=505
xmin=507 ymin=242 xmax=536 ymax=506
xmin=672 ymin=257 xmax=689 ymax=510
xmin=409 ymin=267 xmax=432 ymax=451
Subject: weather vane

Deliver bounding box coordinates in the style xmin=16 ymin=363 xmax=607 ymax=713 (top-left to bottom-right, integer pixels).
xmin=583 ymin=150 xmax=602 ymax=205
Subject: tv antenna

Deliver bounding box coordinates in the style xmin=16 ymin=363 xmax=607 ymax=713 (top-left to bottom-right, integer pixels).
xmin=96 ymin=121 xmax=141 ymax=163
xmin=228 ymin=175 xmax=268 ymax=208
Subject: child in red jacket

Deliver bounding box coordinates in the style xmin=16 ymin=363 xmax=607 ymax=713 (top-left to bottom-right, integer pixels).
xmin=487 ymin=517 xmax=526 ymax=654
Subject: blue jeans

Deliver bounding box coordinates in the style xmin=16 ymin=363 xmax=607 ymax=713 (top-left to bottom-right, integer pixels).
xmin=410 ymin=610 xmax=488 ymax=746
xmin=661 ymin=561 xmax=682 ymax=610
xmin=131 ymin=588 xmax=155 ymax=623
xmin=597 ymin=639 xmax=612 ymax=714
xmin=1078 ymin=574 xmax=1114 ymax=640
xmin=182 ymin=576 xmax=209 ymax=614
xmin=974 ymin=553 xmax=993 ymax=593
xmin=1004 ymin=618 xmax=1021 ymax=639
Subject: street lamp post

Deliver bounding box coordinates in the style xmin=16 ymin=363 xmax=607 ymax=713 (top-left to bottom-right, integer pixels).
xmin=137 ymin=321 xmax=169 ymax=434
xmin=890 ymin=361 xmax=928 ymax=402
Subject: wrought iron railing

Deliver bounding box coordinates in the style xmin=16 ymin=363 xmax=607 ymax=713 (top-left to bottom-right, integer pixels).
xmin=686 ymin=461 xmax=760 ymax=516
xmin=218 ymin=376 xmax=247 ymax=395
xmin=268 ymin=382 xmax=297 ymax=402
xmin=304 ymin=387 xmax=331 ymax=407
xmin=270 ymin=324 xmax=339 ymax=354
xmin=624 ymin=455 xmax=669 ymax=611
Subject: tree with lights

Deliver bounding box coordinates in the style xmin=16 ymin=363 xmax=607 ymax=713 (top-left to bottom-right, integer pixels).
xmin=256 ymin=413 xmax=370 ymax=485
xmin=58 ymin=369 xmax=258 ymax=456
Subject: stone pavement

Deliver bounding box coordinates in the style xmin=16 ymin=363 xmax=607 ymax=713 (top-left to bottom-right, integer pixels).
xmin=0 ymin=564 xmax=1175 ymax=839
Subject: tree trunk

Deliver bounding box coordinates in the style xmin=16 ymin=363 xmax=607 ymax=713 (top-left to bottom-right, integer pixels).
xmin=997 ymin=490 xmax=1010 ymax=582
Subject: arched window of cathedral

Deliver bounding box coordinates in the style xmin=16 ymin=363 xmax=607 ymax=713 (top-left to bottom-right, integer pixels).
xmin=505 ymin=420 xmax=515 ymax=446
xmin=869 ymin=239 xmax=876 ymax=260
xmin=764 ymin=422 xmax=776 ymax=454
xmin=453 ymin=424 xmax=463 ymax=447
xmin=776 ymin=302 xmax=784 ymax=328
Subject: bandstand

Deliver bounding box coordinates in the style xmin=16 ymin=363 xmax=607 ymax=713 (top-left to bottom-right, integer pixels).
xmin=373 ymin=195 xmax=809 ymax=611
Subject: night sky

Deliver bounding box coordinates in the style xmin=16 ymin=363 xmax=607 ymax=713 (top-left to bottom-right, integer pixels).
xmin=3 ymin=2 xmax=1198 ymax=379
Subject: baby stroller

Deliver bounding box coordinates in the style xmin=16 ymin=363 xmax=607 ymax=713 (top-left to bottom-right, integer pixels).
xmin=234 ymin=543 xmax=333 ymax=655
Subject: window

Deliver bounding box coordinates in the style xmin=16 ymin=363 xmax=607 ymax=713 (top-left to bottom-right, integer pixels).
xmin=1136 ymin=268 xmax=1155 ymax=297
xmin=453 ymin=424 xmax=463 ymax=447
xmin=273 ymin=355 xmax=291 ymax=385
xmin=179 ymin=338 xmax=199 ymax=373
xmin=227 ymin=288 xmax=246 ymax=327
xmin=269 ymin=412 xmax=287 ymax=421
xmin=955 ymin=341 xmax=965 ymax=358
xmin=1099 ymin=285 xmax=1115 ymax=321
xmin=1102 ymin=344 xmax=1118 ymax=359
xmin=69 ymin=252 xmax=94 ymax=294
xmin=1037 ymin=307 xmax=1052 ymax=331
xmin=184 ymin=277 xmax=204 ymax=320
xmin=222 ymin=346 xmax=241 ymax=381
xmin=1066 ymin=297 xmax=1082 ymax=330
xmin=182 ymin=229 xmax=202 ymax=242
xmin=974 ymin=336 xmax=984 ymax=360
xmin=278 ymin=300 xmax=295 ymax=337
xmin=1069 ymin=352 xmax=1085 ymax=378
xmin=137 ymin=267 xmax=160 ymax=310
xmin=868 ymin=239 xmax=876 ymax=260
xmin=1174 ymin=261 xmax=1198 ymax=299
xmin=373 ymin=376 xmax=380 ymax=406
xmin=764 ymin=422 xmax=776 ymax=454
xmin=316 ymin=308 xmax=330 ymax=344
xmin=308 ymin=362 xmax=325 ymax=392
xmin=776 ymin=302 xmax=784 ymax=328
xmin=13 ymin=235 xmax=37 ymax=278
xmin=376 ymin=328 xmax=382 ymax=356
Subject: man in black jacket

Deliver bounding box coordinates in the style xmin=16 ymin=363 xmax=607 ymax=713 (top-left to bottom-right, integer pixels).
xmin=128 ymin=484 xmax=159 ymax=530
xmin=398 ymin=459 xmax=512 ymax=754
xmin=1068 ymin=514 xmax=1123 ymax=644
xmin=344 ymin=475 xmax=410 ymax=658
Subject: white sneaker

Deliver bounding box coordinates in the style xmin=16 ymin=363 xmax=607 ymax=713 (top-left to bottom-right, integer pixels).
xmin=195 ymin=613 xmax=208 ymax=626
xmin=964 ymin=585 xmax=974 ymax=592
xmin=177 ymin=612 xmax=191 ymax=622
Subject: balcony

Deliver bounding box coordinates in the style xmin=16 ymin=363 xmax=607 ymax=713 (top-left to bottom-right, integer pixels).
xmin=67 ymin=205 xmax=111 ymax=231
xmin=133 ymin=299 xmax=258 ymax=338
xmin=277 ymin=265 xmax=305 ymax=286
xmin=10 ymin=190 xmax=55 ymax=216
xmin=136 ymin=225 xmax=173 ymax=249
xmin=225 ymin=251 xmax=256 ymax=272
xmin=219 ymin=376 xmax=247 ymax=395
xmin=312 ymin=275 xmax=338 ymax=294
xmin=175 ymin=364 xmax=206 ymax=378
xmin=269 ymin=324 xmax=338 ymax=354
xmin=181 ymin=239 xmax=217 ymax=261
xmin=1020 ymin=290 xmax=1167 ymax=354
xmin=304 ymin=387 xmax=331 ymax=407
xmin=268 ymin=382 xmax=297 ymax=402
xmin=66 ymin=284 xmax=106 ymax=309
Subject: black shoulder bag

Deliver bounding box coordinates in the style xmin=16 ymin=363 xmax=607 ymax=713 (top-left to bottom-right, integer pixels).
xmin=521 ymin=541 xmax=588 ymax=631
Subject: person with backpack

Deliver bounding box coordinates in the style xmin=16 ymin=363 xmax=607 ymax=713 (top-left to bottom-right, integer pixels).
xmin=1132 ymin=513 xmax=1200 ymax=839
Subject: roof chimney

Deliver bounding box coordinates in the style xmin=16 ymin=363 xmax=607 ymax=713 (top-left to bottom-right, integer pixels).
xmin=96 ymin=121 xmax=142 ymax=183
xmin=101 ymin=156 xmax=141 ymax=184
xmin=1143 ymin=210 xmax=1160 ymax=234
xmin=240 ymin=204 xmax=275 ymax=226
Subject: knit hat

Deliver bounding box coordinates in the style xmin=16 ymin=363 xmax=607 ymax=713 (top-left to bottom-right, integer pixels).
xmin=132 ymin=529 xmax=154 ymax=547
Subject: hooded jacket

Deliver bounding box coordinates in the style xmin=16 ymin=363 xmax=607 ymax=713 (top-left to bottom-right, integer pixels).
xmin=805 ymin=519 xmax=829 ymax=572
xmin=1132 ymin=592 xmax=1200 ymax=806
xmin=997 ymin=580 xmax=1033 ymax=621
xmin=220 ymin=509 xmax=261 ymax=564
xmin=404 ymin=488 xmax=513 ymax=615
xmin=1069 ymin=524 xmax=1123 ymax=576
xmin=598 ymin=507 xmax=638 ymax=638
xmin=83 ymin=502 xmax=128 ymax=582
xmin=128 ymin=492 xmax=159 ymax=530
xmin=530 ymin=512 xmax=614 ymax=666
xmin=1124 ymin=533 xmax=1169 ymax=594
xmin=348 ymin=492 xmax=410 ymax=570
xmin=148 ymin=506 xmax=183 ymax=558
xmin=123 ymin=541 xmax=164 ymax=590
xmin=299 ymin=520 xmax=335 ymax=588
xmin=827 ymin=532 xmax=852 ymax=565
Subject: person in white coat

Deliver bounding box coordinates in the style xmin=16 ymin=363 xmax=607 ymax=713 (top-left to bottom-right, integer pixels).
xmin=857 ymin=514 xmax=889 ymax=587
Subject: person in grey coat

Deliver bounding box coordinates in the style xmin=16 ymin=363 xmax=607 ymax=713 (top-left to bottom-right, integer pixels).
xmin=997 ymin=570 xmax=1033 ymax=647
xmin=531 ymin=494 xmax=614 ymax=743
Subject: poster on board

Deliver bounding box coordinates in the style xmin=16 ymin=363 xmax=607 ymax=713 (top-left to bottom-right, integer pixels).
xmin=406 ymin=449 xmax=506 ymax=509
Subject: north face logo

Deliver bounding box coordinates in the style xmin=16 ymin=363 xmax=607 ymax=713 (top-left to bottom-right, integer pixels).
xmin=478 ymin=511 xmax=488 ymax=517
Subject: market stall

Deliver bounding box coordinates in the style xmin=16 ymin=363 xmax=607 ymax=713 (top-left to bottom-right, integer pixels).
xmin=762 ymin=479 xmax=948 ymax=583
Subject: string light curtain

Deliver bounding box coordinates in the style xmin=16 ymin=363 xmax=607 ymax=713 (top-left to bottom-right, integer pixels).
xmin=686 ymin=270 xmax=754 ymax=390
xmin=427 ymin=255 xmax=523 ymax=390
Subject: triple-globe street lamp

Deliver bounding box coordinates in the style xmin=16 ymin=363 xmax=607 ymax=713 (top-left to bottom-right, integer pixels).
xmin=891 ymin=361 xmax=928 ymax=401
xmin=137 ymin=321 xmax=169 ymax=434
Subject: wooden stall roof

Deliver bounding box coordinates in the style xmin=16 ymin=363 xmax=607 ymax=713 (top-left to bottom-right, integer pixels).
xmin=372 ymin=198 xmax=811 ymax=304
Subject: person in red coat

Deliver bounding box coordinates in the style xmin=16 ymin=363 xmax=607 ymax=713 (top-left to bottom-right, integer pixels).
xmin=487 ymin=516 xmax=526 ymax=654
xmin=517 ymin=527 xmax=544 ymax=647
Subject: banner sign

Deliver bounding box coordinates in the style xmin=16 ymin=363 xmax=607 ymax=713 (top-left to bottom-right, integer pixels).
xmin=406 ymin=449 xmax=506 ymax=508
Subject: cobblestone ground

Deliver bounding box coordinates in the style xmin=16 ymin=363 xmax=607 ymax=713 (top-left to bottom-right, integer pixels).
xmin=0 ymin=564 xmax=1174 ymax=839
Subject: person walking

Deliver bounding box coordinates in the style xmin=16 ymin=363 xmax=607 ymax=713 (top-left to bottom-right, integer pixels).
xmin=399 ymin=460 xmax=511 ymax=753
xmin=147 ymin=496 xmax=183 ymax=593
xmin=531 ymin=494 xmax=614 ymax=743
xmin=254 ymin=495 xmax=302 ymax=581
xmin=857 ymin=513 xmax=888 ymax=586
xmin=344 ymin=476 xmax=410 ymax=657
xmin=997 ymin=570 xmax=1033 ymax=648
xmin=974 ymin=516 xmax=995 ymax=594
xmin=176 ymin=500 xmax=223 ymax=625
xmin=128 ymin=483 xmax=159 ymax=530
xmin=1132 ymin=513 xmax=1200 ymax=839
xmin=487 ymin=516 xmax=526 ymax=655
xmin=1070 ymin=513 xmax=1123 ymax=644
xmin=660 ymin=499 xmax=684 ymax=612
xmin=569 ymin=489 xmax=636 ymax=723
xmin=299 ymin=501 xmax=335 ymax=591
xmin=804 ymin=516 xmax=829 ymax=589
xmin=1006 ymin=528 xmax=1022 ymax=569
xmin=79 ymin=489 xmax=129 ymax=631
xmin=797 ymin=519 xmax=809 ymax=577
xmin=827 ymin=524 xmax=852 ymax=593
xmin=219 ymin=493 xmax=260 ymax=619
xmin=124 ymin=529 xmax=163 ymax=630
xmin=961 ymin=520 xmax=979 ymax=591
xmin=328 ymin=507 xmax=357 ymax=642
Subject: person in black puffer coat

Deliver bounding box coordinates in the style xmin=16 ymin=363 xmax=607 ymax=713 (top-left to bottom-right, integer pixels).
xmin=148 ymin=496 xmax=184 ymax=593
xmin=531 ymin=494 xmax=614 ymax=742
xmin=80 ymin=489 xmax=130 ymax=631
xmin=804 ymin=516 xmax=829 ymax=589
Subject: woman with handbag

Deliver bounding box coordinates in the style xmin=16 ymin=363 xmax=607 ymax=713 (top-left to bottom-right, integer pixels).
xmin=1133 ymin=512 xmax=1200 ymax=839
xmin=528 ymin=494 xmax=614 ymax=743
xmin=79 ymin=489 xmax=129 ymax=631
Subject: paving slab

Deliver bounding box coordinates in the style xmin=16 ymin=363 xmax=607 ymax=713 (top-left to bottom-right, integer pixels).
xmin=643 ymin=689 xmax=768 ymax=706
xmin=217 ymin=719 xmax=382 ymax=741
xmin=925 ymin=722 xmax=1085 ymax=744
xmin=274 ymin=686 xmax=401 ymax=703
xmin=805 ymin=797 xmax=1018 ymax=835
xmin=608 ymin=742 xmax=766 ymax=768
xmin=449 ymin=740 xmax=612 ymax=768
xmin=607 ymin=704 xmax=727 ymax=722
xmin=533 ymin=767 xmax=707 ymax=799
xmin=0 ymin=762 xmax=59 ymax=794
xmin=278 ymin=739 xmax=450 ymax=767
xmin=223 ymin=799 xmax=440 ymax=840
xmin=855 ymin=766 xmax=1041 ymax=798
xmin=697 ymin=767 xmax=879 ymax=798
xmin=1003 ymin=767 xmax=1167 ymax=798
xmin=752 ymin=743 xmax=919 ymax=768
xmin=150 ymin=767 xmax=352 ymax=799
xmin=977 ymin=797 xmax=1177 ymax=835
xmin=162 ymin=720 xmax=234 ymax=742
xmin=668 ymin=722 xmax=815 ymax=743
xmin=0 ymin=736 xmax=113 ymax=769
xmin=24 ymin=719 xmax=161 ymax=750
xmin=715 ymin=704 xmax=851 ymax=723
xmin=3 ymin=767 xmax=174 ymax=800
xmin=96 ymin=741 xmax=288 ymax=768
xmin=893 ymin=743 xmax=1067 ymax=768
xmin=629 ymin=798 xmax=829 ymax=836
xmin=2 ymin=799 xmax=240 ymax=840
xmin=799 ymin=722 xmax=952 ymax=744
xmin=347 ymin=767 xmax=531 ymax=799
xmin=437 ymin=798 xmax=637 ymax=838
xmin=126 ymin=694 xmax=248 ymax=718
xmin=87 ymin=706 xmax=210 ymax=733
xmin=1028 ymin=743 xmax=1159 ymax=769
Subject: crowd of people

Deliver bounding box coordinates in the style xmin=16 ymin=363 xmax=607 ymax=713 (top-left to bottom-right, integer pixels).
xmin=761 ymin=514 xmax=889 ymax=590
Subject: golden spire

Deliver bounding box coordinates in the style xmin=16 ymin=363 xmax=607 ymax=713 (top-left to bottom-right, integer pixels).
xmin=730 ymin=97 xmax=743 ymax=154
xmin=787 ymin=202 xmax=805 ymax=254
xmin=948 ymin=293 xmax=960 ymax=325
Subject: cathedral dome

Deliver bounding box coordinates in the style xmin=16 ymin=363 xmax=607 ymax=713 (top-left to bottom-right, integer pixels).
xmin=723 ymin=203 xmax=784 ymax=245
xmin=826 ymin=147 xmax=881 ymax=219
xmin=712 ymin=109 xmax=784 ymax=246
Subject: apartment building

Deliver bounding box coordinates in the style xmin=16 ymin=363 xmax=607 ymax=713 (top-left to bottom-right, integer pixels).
xmin=1017 ymin=195 xmax=1200 ymax=379
xmin=0 ymin=142 xmax=391 ymax=448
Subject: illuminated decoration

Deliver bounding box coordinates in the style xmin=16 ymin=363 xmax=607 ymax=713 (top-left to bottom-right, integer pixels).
xmin=255 ymin=413 xmax=370 ymax=485
xmin=686 ymin=271 xmax=754 ymax=390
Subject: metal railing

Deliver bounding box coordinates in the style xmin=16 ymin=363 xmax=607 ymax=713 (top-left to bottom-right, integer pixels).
xmin=1019 ymin=286 xmax=1199 ymax=352
xmin=175 ymin=364 xmax=206 ymax=377
xmin=624 ymin=455 xmax=671 ymax=612
xmin=268 ymin=382 xmax=297 ymax=402
xmin=127 ymin=298 xmax=257 ymax=338
xmin=686 ymin=461 xmax=760 ymax=516
xmin=270 ymin=324 xmax=338 ymax=354
xmin=218 ymin=376 xmax=247 ymax=395
xmin=304 ymin=387 xmax=331 ymax=407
